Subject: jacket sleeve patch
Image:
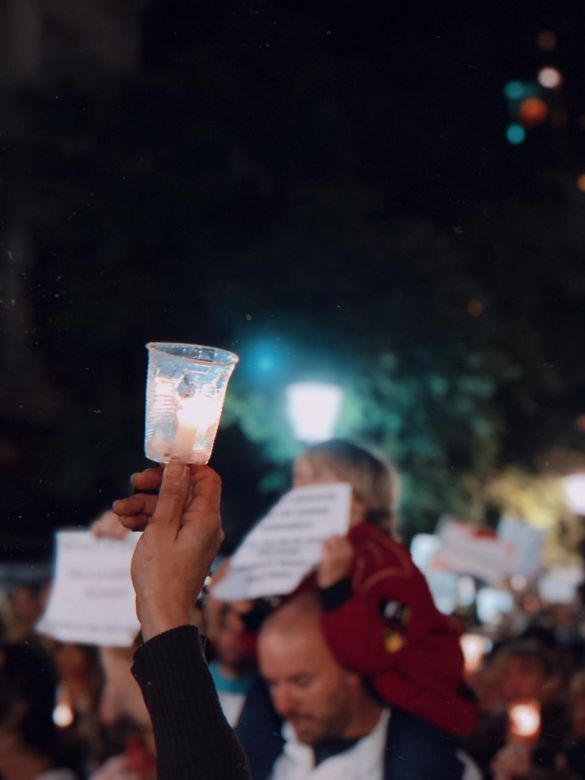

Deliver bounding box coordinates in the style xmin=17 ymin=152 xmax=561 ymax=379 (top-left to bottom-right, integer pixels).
xmin=380 ymin=600 xmax=411 ymax=653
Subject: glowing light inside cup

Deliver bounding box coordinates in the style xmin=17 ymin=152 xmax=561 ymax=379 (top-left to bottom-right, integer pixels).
xmin=286 ymin=382 xmax=343 ymax=442
xmin=507 ymin=701 xmax=541 ymax=740
xmin=145 ymin=342 xmax=238 ymax=464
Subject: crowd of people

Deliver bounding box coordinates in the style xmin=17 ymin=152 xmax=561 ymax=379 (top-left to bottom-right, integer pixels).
xmin=0 ymin=440 xmax=584 ymax=779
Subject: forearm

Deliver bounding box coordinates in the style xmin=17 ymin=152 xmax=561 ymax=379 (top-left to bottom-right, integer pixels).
xmin=132 ymin=625 xmax=250 ymax=780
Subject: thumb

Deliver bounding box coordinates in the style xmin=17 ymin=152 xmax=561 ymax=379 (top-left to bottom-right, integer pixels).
xmin=150 ymin=460 xmax=190 ymax=533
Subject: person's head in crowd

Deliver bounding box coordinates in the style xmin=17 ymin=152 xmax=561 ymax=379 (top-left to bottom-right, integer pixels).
xmin=6 ymin=581 xmax=50 ymax=642
xmin=293 ymin=439 xmax=398 ymax=534
xmin=212 ymin=604 xmax=255 ymax=675
xmin=257 ymin=592 xmax=382 ymax=746
xmin=0 ymin=641 xmax=82 ymax=778
xmin=569 ymin=670 xmax=585 ymax=740
xmin=49 ymin=641 xmax=103 ymax=744
xmin=98 ymin=642 xmax=155 ymax=761
xmin=496 ymin=641 xmax=561 ymax=705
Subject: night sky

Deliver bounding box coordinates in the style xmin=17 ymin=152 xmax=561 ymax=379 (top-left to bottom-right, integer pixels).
xmin=2 ymin=1 xmax=585 ymax=561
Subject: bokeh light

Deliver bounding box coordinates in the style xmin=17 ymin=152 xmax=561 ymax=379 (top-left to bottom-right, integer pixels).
xmin=467 ymin=299 xmax=484 ymax=317
xmin=518 ymin=97 xmax=549 ymax=127
xmin=537 ymin=66 xmax=563 ymax=89
xmin=537 ymin=30 xmax=557 ymax=52
xmin=563 ymin=473 xmax=585 ymax=515
xmin=576 ymin=174 xmax=585 ymax=193
xmin=506 ymin=123 xmax=526 ymax=144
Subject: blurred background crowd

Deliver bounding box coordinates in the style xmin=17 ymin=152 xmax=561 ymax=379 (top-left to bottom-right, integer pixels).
xmin=2 ymin=1 xmax=585 ymax=778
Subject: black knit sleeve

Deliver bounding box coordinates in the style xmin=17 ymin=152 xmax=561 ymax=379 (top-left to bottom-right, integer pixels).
xmin=132 ymin=625 xmax=250 ymax=780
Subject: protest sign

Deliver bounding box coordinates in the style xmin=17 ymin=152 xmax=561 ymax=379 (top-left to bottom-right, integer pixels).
xmin=497 ymin=516 xmax=545 ymax=578
xmin=37 ymin=530 xmax=140 ymax=647
xmin=432 ymin=517 xmax=517 ymax=586
xmin=538 ymin=566 xmax=582 ymax=604
xmin=212 ymin=482 xmax=352 ymax=600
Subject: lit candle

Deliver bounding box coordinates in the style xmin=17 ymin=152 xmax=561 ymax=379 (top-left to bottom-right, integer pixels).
xmin=507 ymin=700 xmax=541 ymax=742
xmin=169 ymin=393 xmax=223 ymax=463
xmin=144 ymin=342 xmax=239 ymax=465
xmin=460 ymin=633 xmax=489 ymax=676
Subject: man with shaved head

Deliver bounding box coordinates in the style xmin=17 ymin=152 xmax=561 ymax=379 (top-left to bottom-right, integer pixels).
xmin=237 ymin=593 xmax=480 ymax=779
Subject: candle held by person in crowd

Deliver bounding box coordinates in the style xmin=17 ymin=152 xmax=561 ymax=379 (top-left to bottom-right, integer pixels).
xmin=507 ymin=700 xmax=541 ymax=743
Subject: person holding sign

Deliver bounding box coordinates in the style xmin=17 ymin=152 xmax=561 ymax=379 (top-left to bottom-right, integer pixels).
xmin=290 ymin=439 xmax=478 ymax=738
xmin=121 ymin=441 xmax=478 ymax=739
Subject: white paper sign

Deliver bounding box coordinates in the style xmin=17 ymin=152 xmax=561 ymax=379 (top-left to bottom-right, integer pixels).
xmin=37 ymin=530 xmax=140 ymax=647
xmin=538 ymin=566 xmax=582 ymax=604
xmin=212 ymin=483 xmax=352 ymax=600
xmin=497 ymin=516 xmax=546 ymax=577
xmin=433 ymin=517 xmax=517 ymax=586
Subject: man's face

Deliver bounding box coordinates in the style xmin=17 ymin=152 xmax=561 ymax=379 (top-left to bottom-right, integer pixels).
xmin=499 ymin=657 xmax=549 ymax=703
xmin=259 ymin=625 xmax=359 ymax=745
xmin=214 ymin=609 xmax=253 ymax=671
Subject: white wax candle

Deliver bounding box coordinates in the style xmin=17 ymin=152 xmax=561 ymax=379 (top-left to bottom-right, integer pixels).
xmin=170 ymin=394 xmax=222 ymax=462
xmin=508 ymin=701 xmax=541 ymax=739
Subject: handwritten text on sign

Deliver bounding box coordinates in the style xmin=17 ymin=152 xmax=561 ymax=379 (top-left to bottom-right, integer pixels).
xmin=212 ymin=483 xmax=352 ymax=600
xmin=37 ymin=530 xmax=140 ymax=647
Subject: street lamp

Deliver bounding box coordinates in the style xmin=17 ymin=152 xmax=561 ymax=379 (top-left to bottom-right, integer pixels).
xmin=563 ymin=473 xmax=585 ymax=516
xmin=286 ymin=381 xmax=344 ymax=443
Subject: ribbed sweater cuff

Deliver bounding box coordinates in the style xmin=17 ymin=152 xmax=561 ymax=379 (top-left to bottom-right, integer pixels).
xmin=132 ymin=625 xmax=249 ymax=779
xmin=318 ymin=577 xmax=353 ymax=611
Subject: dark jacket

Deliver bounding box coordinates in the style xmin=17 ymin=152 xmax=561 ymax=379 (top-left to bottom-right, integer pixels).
xmin=236 ymin=680 xmax=468 ymax=780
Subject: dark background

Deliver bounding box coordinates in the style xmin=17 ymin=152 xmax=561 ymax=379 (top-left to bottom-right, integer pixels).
xmin=1 ymin=0 xmax=584 ymax=561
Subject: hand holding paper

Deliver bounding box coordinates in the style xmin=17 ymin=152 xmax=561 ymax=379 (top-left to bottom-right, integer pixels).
xmin=37 ymin=530 xmax=140 ymax=647
xmin=317 ymin=535 xmax=356 ymax=588
xmin=212 ymin=483 xmax=352 ymax=601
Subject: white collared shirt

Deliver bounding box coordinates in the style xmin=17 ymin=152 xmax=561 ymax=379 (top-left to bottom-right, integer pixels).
xmin=270 ymin=710 xmax=390 ymax=780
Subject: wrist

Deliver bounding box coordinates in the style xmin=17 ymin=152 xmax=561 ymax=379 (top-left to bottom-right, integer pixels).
xmin=136 ymin=601 xmax=191 ymax=642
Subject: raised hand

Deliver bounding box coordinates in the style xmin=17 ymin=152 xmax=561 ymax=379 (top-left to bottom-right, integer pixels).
xmin=129 ymin=461 xmax=224 ymax=641
xmin=317 ymin=535 xmax=355 ymax=588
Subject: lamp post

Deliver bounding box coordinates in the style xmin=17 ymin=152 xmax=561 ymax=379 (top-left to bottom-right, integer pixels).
xmin=286 ymin=381 xmax=344 ymax=443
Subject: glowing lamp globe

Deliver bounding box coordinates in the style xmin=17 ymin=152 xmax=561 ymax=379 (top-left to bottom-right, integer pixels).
xmin=286 ymin=382 xmax=343 ymax=443
xmin=563 ymin=474 xmax=585 ymax=516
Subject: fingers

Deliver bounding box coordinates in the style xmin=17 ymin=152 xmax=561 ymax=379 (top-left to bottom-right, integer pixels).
xmin=184 ymin=466 xmax=222 ymax=521
xmin=118 ymin=515 xmax=149 ymax=532
xmin=113 ymin=493 xmax=158 ymax=519
xmin=150 ymin=461 xmax=190 ymax=532
xmin=91 ymin=510 xmax=129 ymax=540
xmin=130 ymin=467 xmax=163 ymax=491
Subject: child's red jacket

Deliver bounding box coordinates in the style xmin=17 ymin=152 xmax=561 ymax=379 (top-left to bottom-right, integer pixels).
xmin=317 ymin=521 xmax=478 ymax=737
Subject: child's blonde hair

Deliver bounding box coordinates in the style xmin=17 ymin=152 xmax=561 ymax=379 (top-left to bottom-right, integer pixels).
xmin=300 ymin=439 xmax=399 ymax=534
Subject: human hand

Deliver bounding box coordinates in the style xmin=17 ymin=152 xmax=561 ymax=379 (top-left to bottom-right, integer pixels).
xmin=112 ymin=467 xmax=164 ymax=531
xmin=317 ymin=535 xmax=355 ymax=588
xmin=491 ymin=743 xmax=532 ymax=780
xmin=129 ymin=461 xmax=224 ymax=641
xmin=91 ymin=509 xmax=130 ymax=540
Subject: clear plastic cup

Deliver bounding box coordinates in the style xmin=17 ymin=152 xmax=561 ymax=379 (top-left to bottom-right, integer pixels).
xmin=144 ymin=342 xmax=239 ymax=464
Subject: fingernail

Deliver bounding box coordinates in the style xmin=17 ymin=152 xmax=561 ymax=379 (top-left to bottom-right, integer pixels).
xmin=165 ymin=460 xmax=187 ymax=477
